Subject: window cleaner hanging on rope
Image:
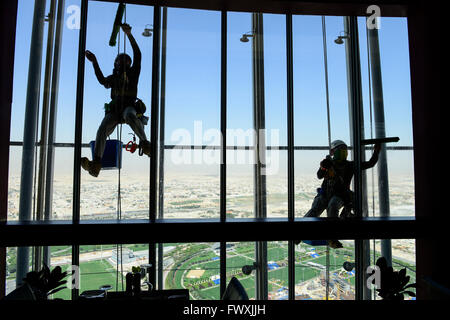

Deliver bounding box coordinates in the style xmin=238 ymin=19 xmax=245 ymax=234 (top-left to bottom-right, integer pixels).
xmin=297 ymin=139 xmax=382 ymax=249
xmin=81 ymin=22 xmax=151 ymax=177
xmin=296 ymin=137 xmax=399 ymax=248
xmin=305 ymin=139 xmax=381 ymax=218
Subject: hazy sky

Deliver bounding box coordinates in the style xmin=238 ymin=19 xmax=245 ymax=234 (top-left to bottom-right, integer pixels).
xmin=9 ymin=0 xmax=414 ymax=177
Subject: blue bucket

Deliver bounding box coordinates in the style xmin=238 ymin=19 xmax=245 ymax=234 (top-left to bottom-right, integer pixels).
xmin=89 ymin=140 xmax=122 ymax=170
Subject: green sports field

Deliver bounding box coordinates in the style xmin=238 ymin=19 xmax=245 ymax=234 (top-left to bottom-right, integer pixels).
xmin=163 ymin=242 xmax=356 ymax=300
xmin=9 ymin=242 xmax=414 ymax=300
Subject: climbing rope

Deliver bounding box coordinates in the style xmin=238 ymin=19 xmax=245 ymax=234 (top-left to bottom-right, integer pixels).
xmin=321 ymin=16 xmax=331 ymax=300
xmin=114 ymin=3 xmax=127 ymax=292
xmin=365 ymin=20 xmax=377 ymax=300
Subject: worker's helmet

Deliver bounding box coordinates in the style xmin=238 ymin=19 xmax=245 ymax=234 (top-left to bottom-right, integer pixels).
xmin=330 ymin=140 xmax=347 ymax=151
xmin=114 ymin=53 xmax=132 ymax=71
xmin=330 ymin=140 xmax=348 ymax=161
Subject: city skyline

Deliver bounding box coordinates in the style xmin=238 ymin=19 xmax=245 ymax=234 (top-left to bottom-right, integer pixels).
xmin=7 ymin=170 xmax=415 ymax=220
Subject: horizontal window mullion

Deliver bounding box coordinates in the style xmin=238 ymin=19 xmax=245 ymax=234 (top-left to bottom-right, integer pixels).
xmin=9 ymin=141 xmax=413 ymax=150
xmin=0 ymin=217 xmax=426 ymax=247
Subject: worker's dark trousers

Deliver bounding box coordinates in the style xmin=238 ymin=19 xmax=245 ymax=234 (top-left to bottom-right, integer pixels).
xmin=94 ymin=106 xmax=147 ymax=160
xmin=304 ymin=194 xmax=344 ymax=218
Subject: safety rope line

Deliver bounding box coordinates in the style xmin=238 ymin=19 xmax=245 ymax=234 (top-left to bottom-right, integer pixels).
xmin=322 ymin=16 xmax=332 ymax=150
xmin=366 ymin=21 xmax=376 ymax=300
xmin=321 ymin=16 xmax=331 ymax=301
xmin=114 ymin=3 xmax=127 ymax=292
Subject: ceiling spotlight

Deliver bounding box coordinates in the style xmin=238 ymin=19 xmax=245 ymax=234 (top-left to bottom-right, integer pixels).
xmin=334 ymin=36 xmax=344 ymax=44
xmin=142 ymin=24 xmax=153 ymax=37
xmin=334 ymin=32 xmax=349 ymax=45
xmin=240 ymin=32 xmax=253 ymax=43
xmin=240 ymin=35 xmax=249 ymax=42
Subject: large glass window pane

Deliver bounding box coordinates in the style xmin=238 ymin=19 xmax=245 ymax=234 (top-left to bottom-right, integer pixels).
xmin=293 ymin=15 xmax=333 ymax=148
xmin=163 ymin=150 xmax=220 ymax=219
xmin=263 ymin=14 xmax=287 ymax=218
xmin=266 ymin=150 xmax=288 ymax=218
xmin=227 ymin=12 xmax=288 ymax=219
xmin=226 ymin=150 xmax=254 ymax=219
xmin=47 ymin=246 xmax=73 ymax=300
xmin=227 ymin=12 xmax=254 ymax=219
xmin=5 ymin=247 xmax=18 ymax=296
xmin=226 ymin=242 xmax=255 ymax=299
xmin=368 ymin=239 xmax=416 ymax=300
xmin=80 ymin=2 xmax=154 ymax=220
xmin=77 ymin=243 xmax=151 ymax=296
xmin=7 ymin=146 xmax=22 ymax=221
xmin=5 ymin=247 xmax=35 ymax=296
xmin=357 ymin=17 xmax=414 ymax=218
xmin=294 ymin=238 xmax=416 ymax=300
xmin=294 ymin=150 xmax=325 ymax=217
xmin=292 ymin=16 xmax=352 ymax=219
xmin=161 ymin=8 xmax=221 ymax=219
xmin=267 ymin=241 xmax=289 ymax=300
xmin=163 ymin=242 xmax=220 ymax=300
xmin=295 ymin=240 xmax=354 ymax=300
xmin=50 ymin=148 xmax=74 ymax=220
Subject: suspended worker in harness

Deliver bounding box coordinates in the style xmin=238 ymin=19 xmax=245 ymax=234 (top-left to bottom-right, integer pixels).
xmin=81 ymin=23 xmax=151 ymax=177
xmin=300 ymin=139 xmax=381 ymax=248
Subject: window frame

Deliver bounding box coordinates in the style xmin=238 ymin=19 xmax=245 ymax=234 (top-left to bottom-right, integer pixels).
xmin=1 ymin=0 xmax=422 ymax=302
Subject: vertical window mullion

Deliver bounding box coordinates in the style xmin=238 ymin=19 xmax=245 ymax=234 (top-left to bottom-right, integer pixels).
xmin=72 ymin=0 xmax=88 ymax=301
xmin=252 ymin=12 xmax=268 ymax=300
xmin=345 ymin=16 xmax=370 ymax=301
xmin=219 ymin=9 xmax=227 ymax=299
xmin=148 ymin=4 xmax=161 ymax=287
xmin=157 ymin=6 xmax=168 ymax=290
xmin=286 ymin=12 xmax=295 ymax=301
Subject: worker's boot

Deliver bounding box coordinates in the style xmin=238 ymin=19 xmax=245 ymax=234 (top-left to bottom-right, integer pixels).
xmin=140 ymin=140 xmax=151 ymax=157
xmin=328 ymin=240 xmax=343 ymax=249
xmin=81 ymin=157 xmax=102 ymax=177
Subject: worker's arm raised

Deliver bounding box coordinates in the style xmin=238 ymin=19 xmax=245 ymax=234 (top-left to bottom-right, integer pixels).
xmin=85 ymin=50 xmax=109 ymax=87
xmin=121 ymin=24 xmax=141 ymax=70
xmin=362 ymin=143 xmax=381 ymax=170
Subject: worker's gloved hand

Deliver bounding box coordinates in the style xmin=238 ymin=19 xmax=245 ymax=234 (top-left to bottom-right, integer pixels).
xmin=374 ymin=143 xmax=381 ymax=153
xmin=85 ymin=50 xmax=97 ymax=63
xmin=121 ymin=23 xmax=132 ymax=35
xmin=320 ymin=157 xmax=332 ymax=169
